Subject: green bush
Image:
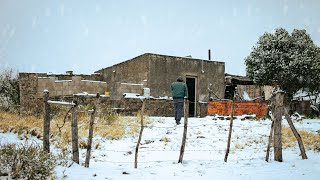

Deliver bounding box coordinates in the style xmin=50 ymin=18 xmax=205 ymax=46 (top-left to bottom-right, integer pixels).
xmin=0 ymin=142 xmax=56 ymax=179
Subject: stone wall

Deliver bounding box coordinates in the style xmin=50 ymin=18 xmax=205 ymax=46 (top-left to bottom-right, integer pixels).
xmin=107 ymin=98 xmax=208 ymax=117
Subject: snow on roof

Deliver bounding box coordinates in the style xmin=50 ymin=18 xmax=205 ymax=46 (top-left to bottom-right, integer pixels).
xmin=154 ymin=96 xmax=171 ymax=100
xmin=243 ymin=91 xmax=251 ymax=101
xmin=73 ymin=92 xmax=109 ymax=98
xmin=81 ymin=80 xmax=107 ymax=84
xmin=123 ymin=93 xmax=145 ymax=99
xmin=47 ymin=100 xmax=75 ymax=106
xmin=54 ymin=80 xmax=72 ymax=83
xmin=121 ymin=83 xmax=144 ymax=86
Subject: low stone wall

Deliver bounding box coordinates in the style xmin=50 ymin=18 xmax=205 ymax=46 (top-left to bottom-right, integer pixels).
xmin=108 ymin=99 xmax=208 ymax=117
xmin=21 ymin=94 xmax=208 ymax=117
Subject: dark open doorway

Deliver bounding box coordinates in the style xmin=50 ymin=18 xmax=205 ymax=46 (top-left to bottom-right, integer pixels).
xmin=186 ymin=77 xmax=196 ymax=117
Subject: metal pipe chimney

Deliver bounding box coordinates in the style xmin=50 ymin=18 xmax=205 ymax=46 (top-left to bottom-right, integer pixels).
xmin=208 ymin=49 xmax=211 ymax=60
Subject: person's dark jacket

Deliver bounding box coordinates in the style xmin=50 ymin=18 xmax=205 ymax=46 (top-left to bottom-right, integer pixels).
xmin=171 ymin=82 xmax=188 ymax=98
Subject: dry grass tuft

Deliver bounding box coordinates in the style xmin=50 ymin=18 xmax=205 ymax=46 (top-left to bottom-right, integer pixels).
xmin=282 ymin=127 xmax=320 ymax=151
xmin=0 ymin=109 xmax=145 ymax=150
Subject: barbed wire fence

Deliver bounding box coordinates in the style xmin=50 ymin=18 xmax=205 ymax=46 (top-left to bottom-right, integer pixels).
xmin=43 ymin=90 xmax=307 ymax=169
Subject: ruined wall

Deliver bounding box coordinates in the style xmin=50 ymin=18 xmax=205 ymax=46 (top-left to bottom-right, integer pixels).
xmin=36 ymin=76 xmax=107 ymax=97
xmin=236 ymin=85 xmax=273 ymax=100
xmin=19 ymin=73 xmax=107 ymax=113
xmin=19 ymin=73 xmax=43 ymax=114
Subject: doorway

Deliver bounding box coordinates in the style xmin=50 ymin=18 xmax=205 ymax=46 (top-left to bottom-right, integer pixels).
xmin=186 ymin=77 xmax=197 ymax=117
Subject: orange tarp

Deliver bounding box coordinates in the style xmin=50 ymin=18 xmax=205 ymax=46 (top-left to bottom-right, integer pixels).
xmin=208 ymin=100 xmax=268 ymax=118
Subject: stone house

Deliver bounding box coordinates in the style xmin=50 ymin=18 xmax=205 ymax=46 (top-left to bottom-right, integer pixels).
xmin=95 ymin=53 xmax=225 ymax=117
xmin=19 ymin=53 xmax=225 ymax=117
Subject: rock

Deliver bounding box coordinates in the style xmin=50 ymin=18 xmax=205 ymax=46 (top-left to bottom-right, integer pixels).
xmin=197 ymin=136 xmax=206 ymax=139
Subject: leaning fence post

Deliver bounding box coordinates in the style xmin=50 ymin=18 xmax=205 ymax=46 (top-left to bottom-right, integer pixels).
xmin=71 ymin=97 xmax=79 ymax=164
xmin=224 ymin=94 xmax=235 ymax=162
xmin=85 ymin=93 xmax=100 ymax=168
xmin=178 ymin=97 xmax=189 ymax=163
xmin=134 ymin=98 xmax=146 ymax=168
xmin=284 ymin=107 xmax=308 ymax=159
xmin=43 ymin=90 xmax=50 ymax=153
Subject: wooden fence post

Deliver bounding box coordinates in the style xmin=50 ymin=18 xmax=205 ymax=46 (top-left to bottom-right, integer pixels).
xmin=284 ymin=107 xmax=308 ymax=159
xmin=273 ymin=92 xmax=283 ymax=162
xmin=71 ymin=97 xmax=79 ymax=164
xmin=85 ymin=93 xmax=100 ymax=168
xmin=224 ymin=97 xmax=235 ymax=162
xmin=266 ymin=114 xmax=275 ymax=162
xmin=43 ymin=90 xmax=50 ymax=153
xmin=134 ymin=99 xmax=146 ymax=168
xmin=178 ymin=97 xmax=189 ymax=163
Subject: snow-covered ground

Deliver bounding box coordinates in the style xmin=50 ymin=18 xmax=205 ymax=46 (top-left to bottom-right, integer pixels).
xmin=1 ymin=116 xmax=320 ymax=180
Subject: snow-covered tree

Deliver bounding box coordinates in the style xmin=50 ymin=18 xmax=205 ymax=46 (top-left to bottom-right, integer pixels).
xmin=0 ymin=69 xmax=20 ymax=111
xmin=245 ymin=28 xmax=320 ymax=97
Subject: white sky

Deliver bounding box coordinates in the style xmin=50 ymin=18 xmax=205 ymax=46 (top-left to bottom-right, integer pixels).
xmin=0 ymin=0 xmax=319 ymax=75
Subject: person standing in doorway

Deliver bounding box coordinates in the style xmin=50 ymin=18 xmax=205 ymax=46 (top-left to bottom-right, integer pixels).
xmin=171 ymin=77 xmax=188 ymax=125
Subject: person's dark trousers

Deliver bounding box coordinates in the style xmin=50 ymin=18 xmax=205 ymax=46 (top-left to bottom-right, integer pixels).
xmin=173 ymin=97 xmax=184 ymax=124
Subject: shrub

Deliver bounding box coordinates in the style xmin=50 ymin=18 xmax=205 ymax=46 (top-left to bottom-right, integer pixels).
xmin=0 ymin=69 xmax=20 ymax=112
xmin=0 ymin=142 xmax=56 ymax=179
